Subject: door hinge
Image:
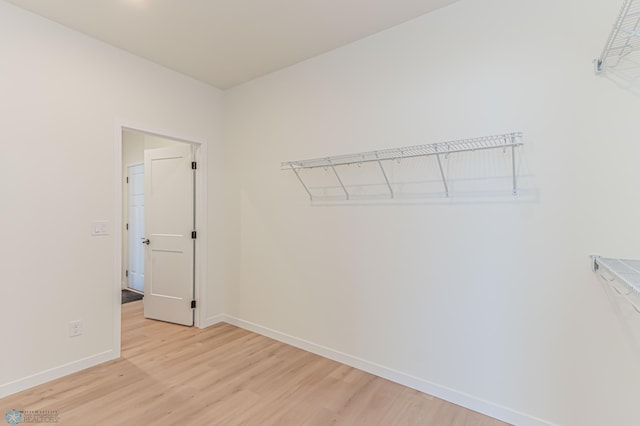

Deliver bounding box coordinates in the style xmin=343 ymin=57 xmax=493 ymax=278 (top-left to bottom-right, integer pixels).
xmin=126 ymin=177 xmax=129 ymax=183
xmin=126 ymin=270 xmax=129 ymax=277
xmin=126 ymin=223 xmax=129 ymax=230
xmin=191 ymin=300 xmax=197 ymax=309
xmin=191 ymin=161 xmax=197 ymax=170
xmin=191 ymin=231 xmax=197 ymax=239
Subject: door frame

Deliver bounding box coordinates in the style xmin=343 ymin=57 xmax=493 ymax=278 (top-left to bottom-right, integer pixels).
xmin=113 ymin=121 xmax=208 ymax=357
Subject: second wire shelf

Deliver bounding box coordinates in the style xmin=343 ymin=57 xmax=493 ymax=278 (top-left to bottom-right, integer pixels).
xmin=592 ymin=256 xmax=640 ymax=313
xmin=595 ymin=0 xmax=640 ymax=73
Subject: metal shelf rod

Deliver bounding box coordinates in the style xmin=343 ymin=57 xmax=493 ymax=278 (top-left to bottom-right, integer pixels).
xmin=511 ymin=144 xmax=517 ymax=196
xmin=329 ymin=160 xmax=349 ymax=200
xmin=292 ymin=167 xmax=314 ymax=201
xmin=434 ymin=146 xmax=449 ymax=197
xmin=376 ymin=154 xmax=394 ymax=198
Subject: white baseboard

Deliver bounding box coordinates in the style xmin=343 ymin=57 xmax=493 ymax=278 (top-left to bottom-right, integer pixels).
xmin=2 ymin=317 xmax=554 ymax=426
xmin=0 ymin=350 xmax=116 ymax=399
xmin=221 ymin=315 xmax=554 ymax=426
xmin=200 ymin=313 xmax=225 ymax=329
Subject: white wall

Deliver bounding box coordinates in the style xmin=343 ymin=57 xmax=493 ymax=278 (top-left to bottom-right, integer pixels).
xmin=0 ymin=1 xmax=227 ymax=395
xmin=225 ymin=0 xmax=640 ymax=425
xmin=3 ymin=0 xmax=640 ymax=424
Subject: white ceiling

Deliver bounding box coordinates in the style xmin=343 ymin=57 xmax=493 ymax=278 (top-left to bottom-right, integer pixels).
xmin=6 ymin=0 xmax=460 ymax=89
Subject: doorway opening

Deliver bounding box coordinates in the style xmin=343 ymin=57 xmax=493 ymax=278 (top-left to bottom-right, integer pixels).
xmin=115 ymin=124 xmax=208 ymax=356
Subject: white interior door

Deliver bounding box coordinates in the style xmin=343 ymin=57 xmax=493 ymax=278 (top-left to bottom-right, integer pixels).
xmin=143 ymin=144 xmax=195 ymax=326
xmin=127 ymin=164 xmax=145 ymax=292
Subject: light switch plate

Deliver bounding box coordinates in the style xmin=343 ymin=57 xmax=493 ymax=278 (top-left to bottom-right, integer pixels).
xmin=91 ymin=221 xmax=110 ymax=236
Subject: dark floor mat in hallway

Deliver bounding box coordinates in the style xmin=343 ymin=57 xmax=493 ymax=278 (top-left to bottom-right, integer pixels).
xmin=122 ymin=289 xmax=143 ymax=304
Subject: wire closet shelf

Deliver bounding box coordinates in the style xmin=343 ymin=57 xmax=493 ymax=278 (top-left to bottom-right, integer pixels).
xmin=595 ymin=0 xmax=640 ymax=73
xmin=592 ymin=256 xmax=640 ymax=312
xmin=281 ymin=132 xmax=523 ymax=201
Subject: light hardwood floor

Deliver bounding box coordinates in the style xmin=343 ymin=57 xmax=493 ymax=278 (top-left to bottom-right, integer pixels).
xmin=1 ymin=301 xmax=509 ymax=425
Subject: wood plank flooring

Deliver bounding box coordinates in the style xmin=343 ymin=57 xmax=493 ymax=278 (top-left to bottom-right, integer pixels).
xmin=1 ymin=302 xmax=509 ymax=425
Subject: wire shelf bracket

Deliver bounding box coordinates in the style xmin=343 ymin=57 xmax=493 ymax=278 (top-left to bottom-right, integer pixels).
xmin=592 ymin=255 xmax=640 ymax=313
xmin=595 ymin=0 xmax=640 ymax=73
xmin=281 ymin=132 xmax=524 ymax=201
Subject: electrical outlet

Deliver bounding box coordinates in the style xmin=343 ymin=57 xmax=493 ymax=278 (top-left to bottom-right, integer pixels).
xmin=69 ymin=320 xmax=83 ymax=337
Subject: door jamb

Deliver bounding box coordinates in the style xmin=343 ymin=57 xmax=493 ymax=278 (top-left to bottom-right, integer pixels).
xmin=114 ymin=121 xmax=208 ymax=358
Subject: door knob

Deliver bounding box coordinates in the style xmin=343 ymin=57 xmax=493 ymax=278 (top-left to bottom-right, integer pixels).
xmin=142 ymin=238 xmax=150 ymax=245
